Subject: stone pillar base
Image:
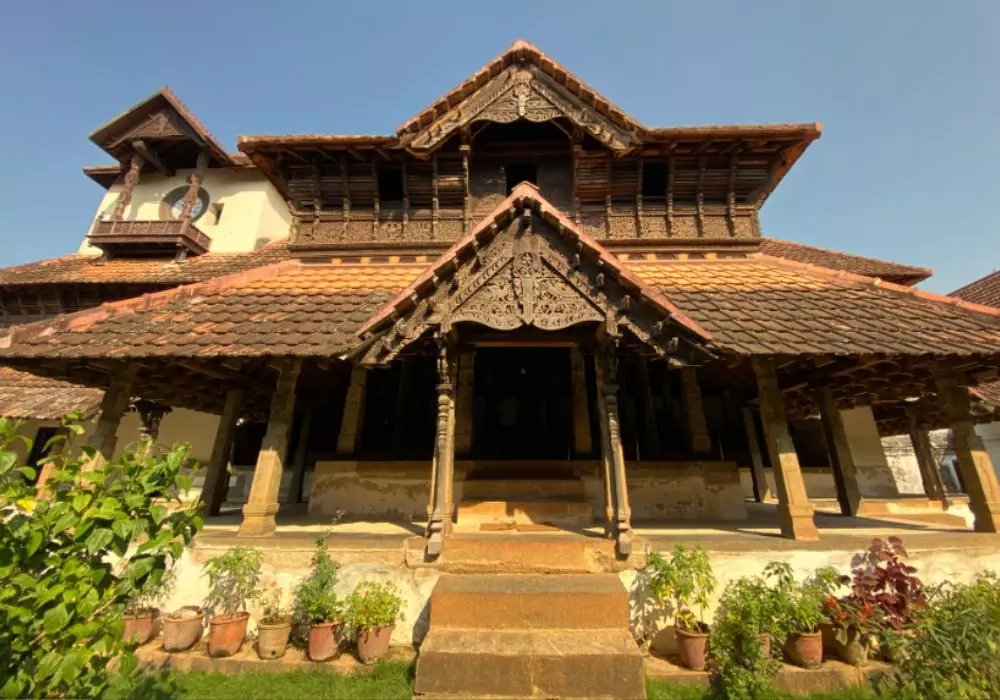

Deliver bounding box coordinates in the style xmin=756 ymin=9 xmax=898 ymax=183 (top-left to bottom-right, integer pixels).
xmin=238 ymin=503 xmax=279 ymax=536
xmin=777 ymin=504 xmax=820 ymax=540
xmin=971 ymin=501 xmax=1000 ymax=534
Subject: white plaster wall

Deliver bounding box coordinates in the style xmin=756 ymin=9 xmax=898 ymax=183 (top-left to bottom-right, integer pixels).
xmin=80 ymin=167 xmax=292 ymax=255
xmin=976 ymin=421 xmax=1000 ymax=480
xmin=880 ymin=434 xmax=927 ymax=495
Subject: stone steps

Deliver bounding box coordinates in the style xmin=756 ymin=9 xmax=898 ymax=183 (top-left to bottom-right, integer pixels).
xmin=462 ymin=478 xmax=586 ymax=500
xmin=404 ymin=535 xmax=638 ymax=574
xmin=457 ymin=499 xmax=594 ymax=527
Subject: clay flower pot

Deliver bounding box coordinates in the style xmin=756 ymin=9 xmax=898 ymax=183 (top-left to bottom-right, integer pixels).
xmin=674 ymin=627 xmax=710 ymax=671
xmin=162 ymin=606 xmax=204 ymax=652
xmin=823 ymin=626 xmax=868 ymax=667
xmin=123 ymin=608 xmax=161 ymax=646
xmin=208 ymin=611 xmax=250 ymax=658
xmin=257 ymin=619 xmax=292 ymax=659
xmin=356 ymin=625 xmax=395 ymax=664
xmin=784 ymin=630 xmax=823 ymax=669
xmin=308 ymin=621 xmax=341 ymax=662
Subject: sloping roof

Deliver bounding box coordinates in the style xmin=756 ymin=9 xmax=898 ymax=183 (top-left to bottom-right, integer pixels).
xmin=759 ymin=238 xmax=932 ymax=285
xmin=952 ymin=269 xmax=1000 ymax=309
xmin=357 ymin=182 xmax=710 ymax=341
xmin=0 ymin=240 xmax=290 ymax=287
xmin=0 ymin=367 xmax=102 ymax=420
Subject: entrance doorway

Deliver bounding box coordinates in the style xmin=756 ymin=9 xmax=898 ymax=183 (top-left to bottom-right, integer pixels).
xmin=472 ymin=347 xmax=572 ymax=462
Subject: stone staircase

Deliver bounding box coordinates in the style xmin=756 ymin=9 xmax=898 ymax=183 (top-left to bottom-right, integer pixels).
xmin=414 ymin=572 xmax=645 ymax=699
xmin=458 ymin=476 xmax=594 ymax=530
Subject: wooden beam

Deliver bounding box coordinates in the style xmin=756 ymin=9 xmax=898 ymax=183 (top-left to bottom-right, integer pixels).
xmin=131 ymin=140 xmax=174 ymax=176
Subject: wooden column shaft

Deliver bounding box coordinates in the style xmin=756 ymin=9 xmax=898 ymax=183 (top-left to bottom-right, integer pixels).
xmin=905 ymin=409 xmax=948 ymax=506
xmin=680 ymin=367 xmax=712 ymax=454
xmin=742 ymin=406 xmax=772 ymax=503
xmin=426 ymin=341 xmax=456 ymax=556
xmin=204 ymin=388 xmax=244 ymax=516
xmin=570 ymin=349 xmax=593 ymax=456
xmin=817 ymin=386 xmax=864 ymax=516
xmin=596 ymin=340 xmax=633 ymax=556
xmin=112 ymin=152 xmax=145 ymax=221
xmin=453 ymin=351 xmax=475 ymax=457
xmin=87 ymin=364 xmax=139 ymax=468
xmin=288 ymin=406 xmax=314 ymax=504
xmin=337 ymin=366 xmax=368 ymax=456
xmin=636 ymin=358 xmax=660 ymax=459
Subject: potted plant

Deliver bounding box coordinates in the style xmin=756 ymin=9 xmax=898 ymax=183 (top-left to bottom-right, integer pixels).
xmin=710 ymin=562 xmax=790 ymax=699
xmin=779 ymin=567 xmax=840 ymax=669
xmin=257 ymin=581 xmax=292 ymax=659
xmin=202 ymin=546 xmax=263 ymax=658
xmin=162 ymin=605 xmax=205 ymax=652
xmin=861 ymin=537 xmax=925 ymax=662
xmin=645 ymin=545 xmax=716 ymax=670
xmin=123 ymin=567 xmax=175 ymax=646
xmin=293 ymin=537 xmax=343 ymax=662
xmin=344 ymin=580 xmax=404 ymax=664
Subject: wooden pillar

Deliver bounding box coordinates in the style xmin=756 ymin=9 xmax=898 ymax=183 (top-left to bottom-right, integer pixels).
xmin=817 ymin=387 xmax=864 ymax=516
xmin=239 ymin=360 xmax=301 ymax=536
xmin=392 ymin=361 xmax=413 ymax=456
xmin=752 ymin=357 xmax=819 ymax=540
xmin=336 ymin=365 xmax=367 ymax=457
xmin=86 ymin=365 xmax=138 ymax=469
xmin=112 ymin=152 xmax=144 ymax=221
xmin=936 ymin=375 xmax=1000 ymax=533
xmin=681 ymin=367 xmax=712 ymax=454
xmin=742 ymin=407 xmax=772 ymax=503
xmin=179 ymin=151 xmax=209 ymax=223
xmin=454 ymin=351 xmax=475 ymax=457
xmin=426 ymin=340 xmax=456 ymax=557
xmin=636 ymin=358 xmax=661 ymax=459
xmin=132 ymin=399 xmax=170 ymax=456
xmin=905 ymin=408 xmax=948 ymax=507
xmin=570 ymin=349 xmax=593 ymax=456
xmin=288 ymin=407 xmax=313 ymax=504
xmin=203 ymin=388 xmax=244 ymax=516
xmin=596 ymin=339 xmax=634 ymax=556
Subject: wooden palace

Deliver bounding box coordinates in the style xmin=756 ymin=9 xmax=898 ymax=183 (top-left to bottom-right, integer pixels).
xmin=3 ymin=40 xmax=1000 ymax=558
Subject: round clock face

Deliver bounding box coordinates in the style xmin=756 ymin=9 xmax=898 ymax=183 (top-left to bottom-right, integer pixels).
xmin=171 ymin=196 xmax=205 ymax=220
xmin=160 ymin=186 xmax=210 ymax=222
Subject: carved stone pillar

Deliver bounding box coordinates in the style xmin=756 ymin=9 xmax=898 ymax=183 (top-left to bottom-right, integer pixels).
xmin=752 ymin=357 xmax=819 ymax=540
xmin=905 ymin=408 xmax=948 ymax=507
xmin=203 ymin=389 xmax=244 ymax=516
xmin=596 ymin=339 xmax=634 ymax=556
xmin=817 ymin=387 xmax=864 ymax=516
xmin=112 ymin=152 xmax=145 ymax=221
xmin=936 ymin=375 xmax=1000 ymax=533
xmin=570 ymin=348 xmax=593 ymax=456
xmin=742 ymin=406 xmax=772 ymax=503
xmin=86 ymin=365 xmax=138 ymax=470
xmin=681 ymin=367 xmax=712 ymax=455
xmin=453 ymin=351 xmax=475 ymax=457
xmin=336 ymin=366 xmax=367 ymax=457
xmin=426 ymin=340 xmax=457 ymax=557
xmin=240 ymin=360 xmax=301 ymax=536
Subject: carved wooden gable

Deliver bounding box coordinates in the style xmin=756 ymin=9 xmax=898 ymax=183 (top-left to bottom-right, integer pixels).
xmin=358 ymin=205 xmax=705 ymax=366
xmin=110 ymin=108 xmax=194 ymax=149
xmin=406 ymin=63 xmax=640 ymax=154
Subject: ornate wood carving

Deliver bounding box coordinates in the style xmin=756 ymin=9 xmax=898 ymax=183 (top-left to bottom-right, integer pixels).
xmin=596 ymin=337 xmax=633 ymax=556
xmin=426 ymin=336 xmax=456 ymax=556
xmin=112 ymin=152 xmax=145 ymax=221
xmin=179 ymin=150 xmax=209 ymax=222
xmin=408 ymin=64 xmax=637 ymax=154
xmin=113 ymin=109 xmax=191 ymax=147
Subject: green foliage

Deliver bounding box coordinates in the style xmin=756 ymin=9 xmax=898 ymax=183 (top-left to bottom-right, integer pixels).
xmin=292 ymin=536 xmax=342 ymax=624
xmin=774 ymin=566 xmax=841 ymax=636
xmin=259 ymin=580 xmax=291 ymax=624
xmin=344 ymin=581 xmax=405 ymax=630
xmin=203 ymin=546 xmax=263 ymax=617
xmin=0 ymin=413 xmax=204 ymax=699
xmin=709 ymin=562 xmax=790 ymax=700
xmin=891 ymin=572 xmax=1000 ymax=700
xmin=646 ymin=545 xmax=716 ymax=630
xmin=125 ymin=565 xmax=176 ymax=615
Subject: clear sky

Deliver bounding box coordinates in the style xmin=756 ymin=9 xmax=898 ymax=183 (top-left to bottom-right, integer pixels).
xmin=0 ymin=0 xmax=997 ymax=293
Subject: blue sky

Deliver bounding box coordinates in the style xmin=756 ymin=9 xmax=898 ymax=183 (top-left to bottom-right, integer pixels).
xmin=0 ymin=0 xmax=997 ymax=293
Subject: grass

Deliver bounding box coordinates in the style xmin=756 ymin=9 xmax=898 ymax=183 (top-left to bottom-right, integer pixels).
xmin=109 ymin=661 xmax=414 ymax=700
xmin=646 ymin=679 xmax=893 ymax=700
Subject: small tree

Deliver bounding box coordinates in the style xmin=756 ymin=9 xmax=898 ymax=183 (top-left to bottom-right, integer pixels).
xmin=646 ymin=545 xmax=715 ymax=631
xmin=203 ymin=547 xmax=264 ymax=618
xmin=0 ymin=413 xmax=204 ymax=698
xmin=293 ymin=537 xmax=342 ymax=625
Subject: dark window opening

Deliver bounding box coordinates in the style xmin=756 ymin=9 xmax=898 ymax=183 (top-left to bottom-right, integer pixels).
xmin=642 ymin=162 xmax=668 ymax=197
xmin=232 ymin=421 xmax=267 ymax=466
xmin=505 ymin=163 xmax=537 ymax=193
xmin=378 ymin=169 xmax=405 ymax=202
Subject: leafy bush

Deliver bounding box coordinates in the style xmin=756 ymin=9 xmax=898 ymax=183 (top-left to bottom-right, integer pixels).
xmin=344 ymin=581 xmax=404 ymax=630
xmin=293 ymin=537 xmax=342 ymax=624
xmin=892 ymin=572 xmax=1000 ymax=700
xmin=0 ymin=414 xmax=203 ymax=698
xmin=646 ymin=545 xmax=716 ymax=631
xmin=777 ymin=567 xmax=841 ymax=635
xmin=125 ymin=566 xmax=176 ymax=616
xmin=259 ymin=580 xmax=291 ymax=624
xmin=851 ymin=537 xmax=925 ymax=633
xmin=202 ymin=546 xmax=263 ymax=617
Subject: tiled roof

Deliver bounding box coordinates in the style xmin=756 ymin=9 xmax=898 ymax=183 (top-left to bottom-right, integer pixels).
xmin=0 ymin=367 xmax=102 ymax=420
xmin=952 ymin=270 xmax=1000 ymax=309
xmin=759 ymin=238 xmax=932 ymax=284
xmin=972 ymin=380 xmax=1000 ymax=410
xmin=0 ymin=241 xmax=290 ymax=287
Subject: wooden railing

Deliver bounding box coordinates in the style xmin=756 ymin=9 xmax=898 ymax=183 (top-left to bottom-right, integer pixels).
xmin=89 ymin=219 xmax=211 ymax=255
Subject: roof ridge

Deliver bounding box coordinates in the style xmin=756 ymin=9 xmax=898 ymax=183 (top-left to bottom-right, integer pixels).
xmin=951 ymin=269 xmax=1000 ymax=299
xmin=0 ymin=259 xmax=299 ymax=348
xmin=762 ymin=237 xmax=932 ymax=275
xmin=754 ymin=253 xmax=1000 ymax=319
xmin=356 ymin=181 xmax=710 ymax=340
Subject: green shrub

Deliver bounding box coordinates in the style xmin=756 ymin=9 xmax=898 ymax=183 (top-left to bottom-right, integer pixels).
xmin=292 ymin=537 xmax=342 ymax=624
xmin=202 ymin=546 xmax=263 ymax=617
xmin=343 ymin=581 xmax=405 ymax=630
xmin=0 ymin=414 xmax=204 ymax=698
xmin=892 ymin=572 xmax=1000 ymax=699
xmin=647 ymin=545 xmax=716 ymax=631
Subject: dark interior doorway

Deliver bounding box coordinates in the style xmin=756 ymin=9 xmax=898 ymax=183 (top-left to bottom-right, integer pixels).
xmin=473 ymin=347 xmax=572 ymax=461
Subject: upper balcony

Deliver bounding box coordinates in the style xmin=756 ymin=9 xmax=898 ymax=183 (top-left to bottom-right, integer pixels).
xmin=88 ymin=218 xmax=211 ymax=257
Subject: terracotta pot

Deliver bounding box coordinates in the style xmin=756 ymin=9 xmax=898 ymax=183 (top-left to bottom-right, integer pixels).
xmin=123 ymin=608 xmax=161 ymax=646
xmin=308 ymin=621 xmax=341 ymax=662
xmin=257 ymin=619 xmax=292 ymax=660
xmin=162 ymin=606 xmax=204 ymax=652
xmin=208 ymin=611 xmax=250 ymax=658
xmin=784 ymin=630 xmax=823 ymax=669
xmin=825 ymin=626 xmax=868 ymax=667
xmin=674 ymin=627 xmax=710 ymax=671
xmin=356 ymin=625 xmax=395 ymax=664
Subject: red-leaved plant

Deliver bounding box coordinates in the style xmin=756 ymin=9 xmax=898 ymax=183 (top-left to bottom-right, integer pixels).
xmin=849 ymin=536 xmax=926 ymax=632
